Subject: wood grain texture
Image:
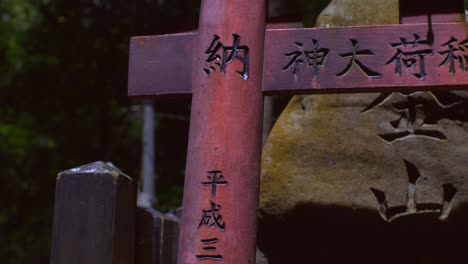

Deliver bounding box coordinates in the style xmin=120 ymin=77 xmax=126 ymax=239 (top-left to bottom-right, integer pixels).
xmin=177 ymin=0 xmax=266 ymax=263
xmin=128 ymin=33 xmax=196 ymax=97
xmin=128 ymin=22 xmax=468 ymax=97
xmin=135 ymin=209 xmax=180 ymax=264
xmin=50 ymin=162 xmax=135 ymax=264
xmin=162 ymin=214 xmax=179 ymax=264
xmin=136 ymin=208 xmax=164 ymax=264
xmin=264 ymin=22 xmax=468 ymax=94
xmin=128 ymin=23 xmax=300 ymax=97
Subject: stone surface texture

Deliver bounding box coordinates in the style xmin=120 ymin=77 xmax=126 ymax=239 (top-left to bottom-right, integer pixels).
xmin=316 ymin=0 xmax=399 ymax=27
xmin=259 ymin=0 xmax=468 ymax=224
xmin=256 ymin=248 xmax=269 ymax=264
xmin=258 ymin=1 xmax=468 ymax=263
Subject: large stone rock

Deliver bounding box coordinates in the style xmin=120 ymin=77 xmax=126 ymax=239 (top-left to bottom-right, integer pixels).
xmin=256 ymin=248 xmax=269 ymax=264
xmin=260 ymin=92 xmax=468 ymax=218
xmin=316 ymin=0 xmax=399 ymax=27
xmin=258 ymin=1 xmax=468 ymax=263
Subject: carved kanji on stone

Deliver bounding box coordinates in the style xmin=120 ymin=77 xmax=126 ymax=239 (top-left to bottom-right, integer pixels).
xmin=362 ymin=91 xmax=465 ymax=142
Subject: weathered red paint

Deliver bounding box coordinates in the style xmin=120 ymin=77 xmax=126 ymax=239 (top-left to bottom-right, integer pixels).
xmin=263 ymin=22 xmax=468 ymax=94
xmin=128 ymin=22 xmax=468 ymax=97
xmin=128 ymin=33 xmax=196 ymax=97
xmin=177 ymin=0 xmax=266 ymax=263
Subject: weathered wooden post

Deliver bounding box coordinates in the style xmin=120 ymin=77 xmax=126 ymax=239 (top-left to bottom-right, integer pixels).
xmin=50 ymin=162 xmax=135 ymax=264
xmin=128 ymin=0 xmax=468 ymax=263
xmin=136 ymin=208 xmax=164 ymax=264
xmin=136 ymin=208 xmax=180 ymax=264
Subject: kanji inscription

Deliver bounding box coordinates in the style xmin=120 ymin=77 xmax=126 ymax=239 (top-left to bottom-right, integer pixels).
xmin=204 ymin=34 xmax=250 ymax=80
xmin=281 ymin=34 xmax=468 ymax=81
xmin=386 ymin=34 xmax=434 ymax=80
xmin=201 ymin=170 xmax=227 ymax=198
xmin=282 ymin=39 xmax=329 ymax=79
xmin=438 ymin=36 xmax=468 ymax=75
xmin=196 ymin=238 xmax=223 ymax=261
xmin=198 ymin=201 xmax=226 ymax=231
xmin=196 ymin=170 xmax=228 ymax=261
xmin=337 ymin=39 xmax=382 ymax=79
xmin=370 ymin=160 xmax=458 ymax=222
xmin=362 ymin=90 xmax=466 ymax=142
xmin=129 ymin=23 xmax=468 ymax=97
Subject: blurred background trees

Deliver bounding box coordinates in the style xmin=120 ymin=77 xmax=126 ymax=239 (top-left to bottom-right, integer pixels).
xmin=0 ymin=1 xmax=200 ymax=263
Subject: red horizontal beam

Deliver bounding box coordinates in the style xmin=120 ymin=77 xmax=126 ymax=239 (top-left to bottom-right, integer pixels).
xmin=128 ymin=22 xmax=468 ymax=97
xmin=128 ymin=32 xmax=196 ymax=97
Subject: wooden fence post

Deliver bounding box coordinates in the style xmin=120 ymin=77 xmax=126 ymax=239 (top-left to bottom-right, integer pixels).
xmin=136 ymin=208 xmax=164 ymax=264
xmin=136 ymin=208 xmax=180 ymax=264
xmin=50 ymin=161 xmax=135 ymax=264
xmin=162 ymin=213 xmax=180 ymax=264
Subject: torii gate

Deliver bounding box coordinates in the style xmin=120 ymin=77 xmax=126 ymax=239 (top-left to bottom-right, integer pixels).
xmin=128 ymin=0 xmax=468 ymax=263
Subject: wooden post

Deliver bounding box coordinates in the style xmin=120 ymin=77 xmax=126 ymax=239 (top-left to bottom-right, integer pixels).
xmin=136 ymin=208 xmax=164 ymax=264
xmin=162 ymin=213 xmax=180 ymax=264
xmin=178 ymin=0 xmax=266 ymax=263
xmin=50 ymin=161 xmax=135 ymax=264
xmin=136 ymin=209 xmax=180 ymax=264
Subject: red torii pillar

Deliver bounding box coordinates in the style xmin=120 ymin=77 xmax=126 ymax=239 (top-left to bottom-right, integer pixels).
xmin=178 ymin=1 xmax=266 ymax=263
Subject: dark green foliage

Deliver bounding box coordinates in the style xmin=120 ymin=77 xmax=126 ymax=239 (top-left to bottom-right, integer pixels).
xmin=0 ymin=1 xmax=198 ymax=263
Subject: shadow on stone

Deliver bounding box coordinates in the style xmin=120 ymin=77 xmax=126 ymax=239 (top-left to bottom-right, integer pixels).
xmin=258 ymin=202 xmax=468 ymax=263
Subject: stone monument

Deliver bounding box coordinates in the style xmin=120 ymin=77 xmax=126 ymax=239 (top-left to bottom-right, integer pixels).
xmin=258 ymin=0 xmax=468 ymax=263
